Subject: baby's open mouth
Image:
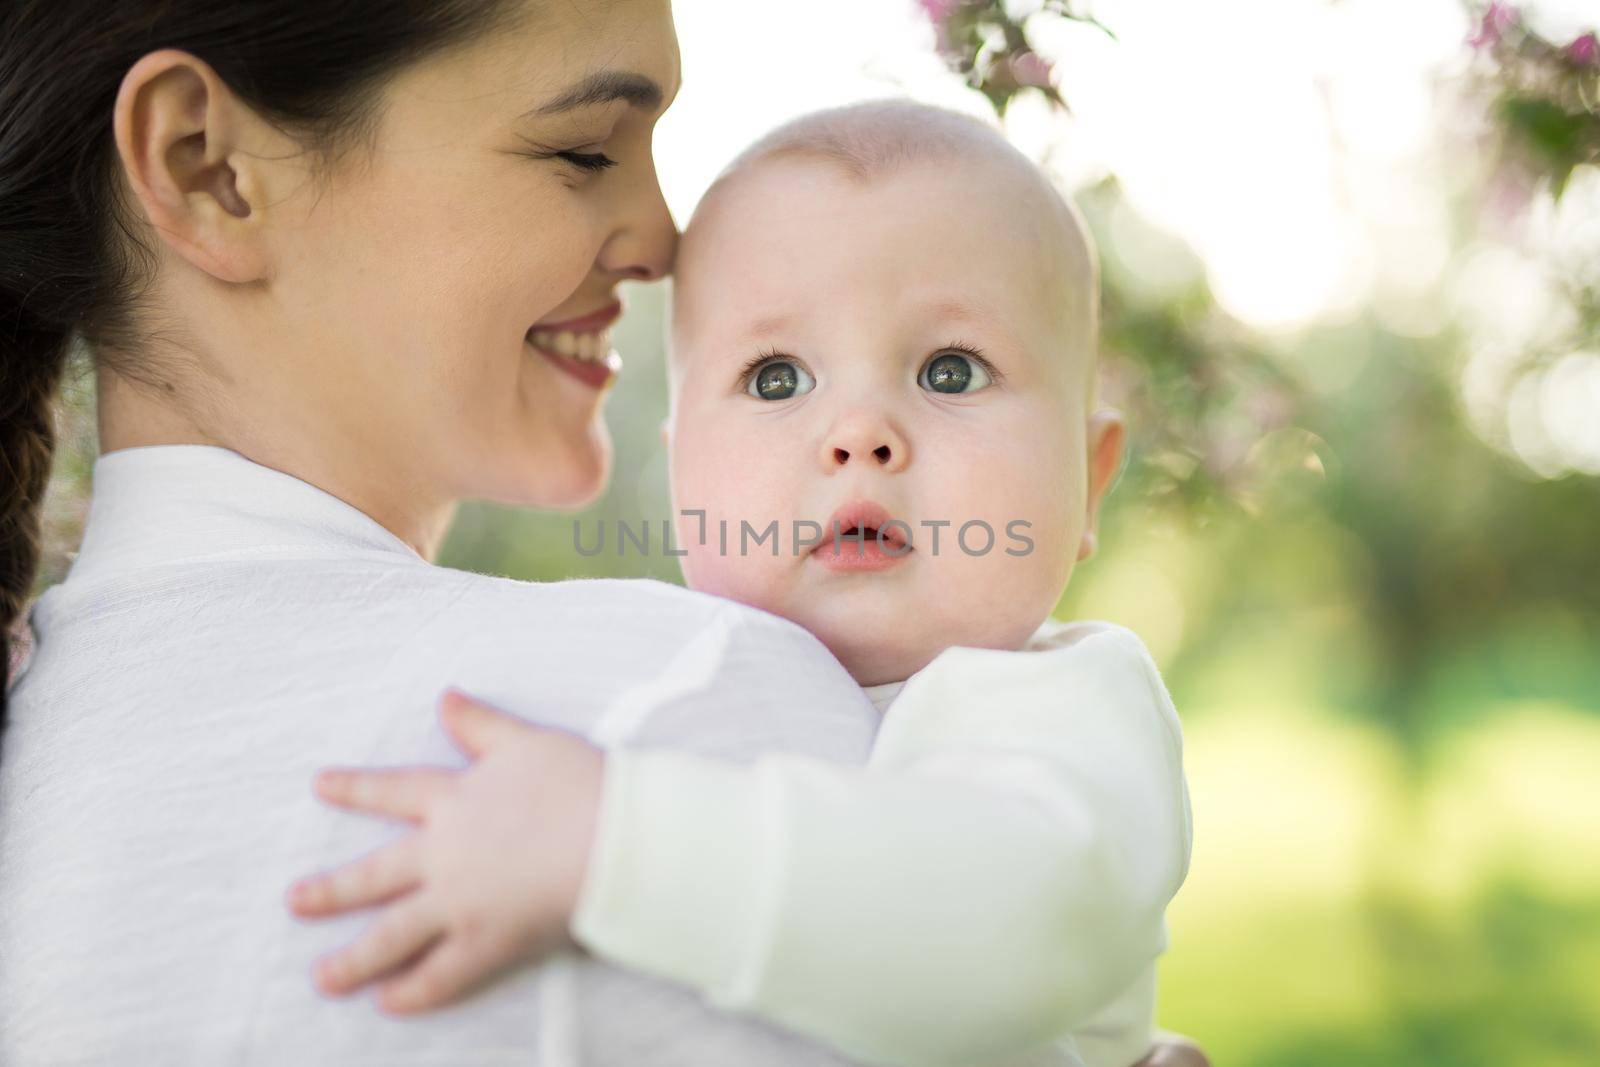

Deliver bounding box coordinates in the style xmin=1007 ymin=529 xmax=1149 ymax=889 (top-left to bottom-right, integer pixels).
xmin=811 ymin=500 xmax=913 ymax=571
xmin=811 ymin=524 xmax=913 ymax=573
xmin=827 ymin=524 xmax=907 ymax=551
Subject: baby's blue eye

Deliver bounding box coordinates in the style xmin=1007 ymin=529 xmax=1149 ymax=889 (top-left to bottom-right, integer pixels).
xmin=747 ymin=359 xmax=816 ymax=401
xmin=919 ymin=351 xmax=992 ymax=394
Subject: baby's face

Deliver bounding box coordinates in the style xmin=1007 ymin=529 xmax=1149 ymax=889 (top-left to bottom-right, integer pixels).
xmin=666 ymin=156 xmax=1114 ymax=685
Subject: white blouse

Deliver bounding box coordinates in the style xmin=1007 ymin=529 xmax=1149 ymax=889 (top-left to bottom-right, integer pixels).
xmin=0 ymin=444 xmax=1190 ymax=1067
xmin=0 ymin=444 xmax=880 ymax=1066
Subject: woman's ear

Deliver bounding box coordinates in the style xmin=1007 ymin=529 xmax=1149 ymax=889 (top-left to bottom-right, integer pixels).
xmin=1078 ymin=407 xmax=1125 ymax=562
xmin=112 ymin=49 xmax=288 ymax=285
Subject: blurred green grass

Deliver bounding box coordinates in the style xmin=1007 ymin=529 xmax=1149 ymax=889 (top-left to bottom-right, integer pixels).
xmin=1159 ymin=697 xmax=1600 ymax=1067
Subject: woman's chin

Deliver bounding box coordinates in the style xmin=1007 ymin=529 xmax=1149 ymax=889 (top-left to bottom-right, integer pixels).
xmin=521 ymin=434 xmax=613 ymax=511
xmin=535 ymin=473 xmax=607 ymax=512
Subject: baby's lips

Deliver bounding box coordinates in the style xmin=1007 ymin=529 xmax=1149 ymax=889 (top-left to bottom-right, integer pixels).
xmin=819 ymin=498 xmax=902 ymax=548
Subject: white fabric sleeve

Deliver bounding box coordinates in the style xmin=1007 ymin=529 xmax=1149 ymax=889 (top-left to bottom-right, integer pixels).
xmin=570 ymin=625 xmax=1192 ymax=1067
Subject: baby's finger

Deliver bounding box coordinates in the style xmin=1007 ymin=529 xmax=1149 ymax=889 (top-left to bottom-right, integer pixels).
xmin=288 ymin=837 xmax=421 ymax=918
xmin=313 ymin=766 xmax=455 ymax=821
xmin=375 ymin=935 xmax=493 ymax=1016
xmin=438 ymin=689 xmax=537 ymax=758
xmin=313 ymin=893 xmax=442 ymax=997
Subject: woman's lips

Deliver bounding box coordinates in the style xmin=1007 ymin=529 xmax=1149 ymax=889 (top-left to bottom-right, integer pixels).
xmin=535 ymin=301 xmax=622 ymax=333
xmin=525 ymin=306 xmax=621 ymax=390
xmin=530 ymin=341 xmax=619 ymax=390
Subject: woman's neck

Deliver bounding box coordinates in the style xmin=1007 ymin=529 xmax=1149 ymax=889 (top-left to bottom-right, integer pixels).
xmin=95 ymin=365 xmax=458 ymax=562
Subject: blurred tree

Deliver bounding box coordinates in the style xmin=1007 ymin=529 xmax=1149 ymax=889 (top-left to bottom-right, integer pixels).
xmin=1467 ymin=2 xmax=1600 ymax=201
xmin=916 ymin=0 xmax=1600 ymax=750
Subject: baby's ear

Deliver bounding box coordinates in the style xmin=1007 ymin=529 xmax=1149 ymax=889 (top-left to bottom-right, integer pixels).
xmin=1078 ymin=408 xmax=1125 ymax=561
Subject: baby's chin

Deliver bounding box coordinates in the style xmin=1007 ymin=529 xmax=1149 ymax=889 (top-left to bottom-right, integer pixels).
xmin=683 ymin=568 xmax=1047 ymax=687
xmin=813 ymin=620 xmax=976 ymax=688
xmin=810 ymin=604 xmax=1054 ymax=687
xmin=830 ymin=640 xmax=940 ymax=689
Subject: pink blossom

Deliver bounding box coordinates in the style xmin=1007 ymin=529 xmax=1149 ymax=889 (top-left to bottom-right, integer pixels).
xmin=1468 ymin=2 xmax=1518 ymax=49
xmin=5 ymin=616 xmax=35 ymax=688
xmin=1008 ymin=50 xmax=1055 ymax=88
xmin=915 ymin=0 xmax=965 ymax=25
xmin=1568 ymin=31 xmax=1599 ymax=67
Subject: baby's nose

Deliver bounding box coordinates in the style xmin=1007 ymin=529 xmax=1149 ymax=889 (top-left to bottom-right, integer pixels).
xmin=820 ymin=411 xmax=910 ymax=474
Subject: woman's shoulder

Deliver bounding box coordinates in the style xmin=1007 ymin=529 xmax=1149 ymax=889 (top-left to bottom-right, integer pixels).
xmin=428 ymin=569 xmax=838 ymax=662
xmin=393 ymin=571 xmax=870 ymax=741
xmin=438 ymin=570 xmax=739 ymax=623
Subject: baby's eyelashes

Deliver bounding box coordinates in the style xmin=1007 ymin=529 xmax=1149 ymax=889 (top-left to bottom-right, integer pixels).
xmin=918 ymin=349 xmax=994 ymax=395
xmin=734 ymin=344 xmax=999 ymax=401
xmin=744 ymin=356 xmax=816 ymax=401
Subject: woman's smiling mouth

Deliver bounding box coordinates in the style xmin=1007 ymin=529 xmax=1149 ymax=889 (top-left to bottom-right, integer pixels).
xmin=526 ymin=301 xmax=623 ymax=390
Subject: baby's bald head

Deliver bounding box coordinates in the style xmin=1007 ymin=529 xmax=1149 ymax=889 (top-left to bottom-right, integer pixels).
xmin=674 ymin=99 xmax=1100 ymax=400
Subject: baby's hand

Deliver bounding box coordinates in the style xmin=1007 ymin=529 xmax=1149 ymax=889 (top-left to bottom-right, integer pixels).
xmin=285 ymin=689 xmax=604 ymax=1015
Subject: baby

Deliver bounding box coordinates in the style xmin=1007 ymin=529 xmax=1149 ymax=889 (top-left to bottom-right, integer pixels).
xmin=288 ymin=101 xmax=1193 ymax=1067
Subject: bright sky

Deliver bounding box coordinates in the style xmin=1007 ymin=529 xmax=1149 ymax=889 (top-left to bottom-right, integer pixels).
xmin=657 ymin=0 xmax=1600 ymax=475
xmin=659 ymin=0 xmax=1472 ymax=332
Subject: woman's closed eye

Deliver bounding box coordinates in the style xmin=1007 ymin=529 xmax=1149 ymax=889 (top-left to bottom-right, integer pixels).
xmin=515 ymin=136 xmax=619 ymax=175
xmin=554 ymin=149 xmax=618 ymax=173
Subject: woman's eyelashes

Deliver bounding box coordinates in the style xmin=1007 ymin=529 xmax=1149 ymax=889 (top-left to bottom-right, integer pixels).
xmin=555 ymin=149 xmax=618 ymax=173
xmin=516 ymin=137 xmax=619 ymax=174
xmin=739 ymin=345 xmax=1000 ymax=402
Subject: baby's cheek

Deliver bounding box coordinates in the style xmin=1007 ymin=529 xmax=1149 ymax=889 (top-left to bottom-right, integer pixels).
xmin=669 ymin=463 xmax=779 ymax=607
xmin=934 ymin=451 xmax=1079 ymax=643
xmin=678 ymin=540 xmax=792 ymax=621
xmin=675 ymin=526 xmax=731 ymax=595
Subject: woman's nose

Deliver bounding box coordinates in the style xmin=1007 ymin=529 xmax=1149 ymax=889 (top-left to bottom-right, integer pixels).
xmin=596 ymin=159 xmax=678 ymax=282
xmin=819 ymin=409 xmax=911 ymax=475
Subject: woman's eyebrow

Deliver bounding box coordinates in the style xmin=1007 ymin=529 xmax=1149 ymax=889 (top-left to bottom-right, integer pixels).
xmin=528 ymin=70 xmax=664 ymax=117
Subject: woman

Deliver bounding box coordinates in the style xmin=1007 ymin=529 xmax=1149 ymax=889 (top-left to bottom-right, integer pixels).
xmin=0 ymin=2 xmax=1206 ymax=1065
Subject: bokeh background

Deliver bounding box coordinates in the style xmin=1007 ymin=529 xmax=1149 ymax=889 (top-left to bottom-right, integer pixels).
xmin=34 ymin=2 xmax=1600 ymax=1064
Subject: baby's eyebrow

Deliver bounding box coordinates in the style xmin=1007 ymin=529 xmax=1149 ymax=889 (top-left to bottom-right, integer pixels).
xmin=924 ymin=296 xmax=1002 ymax=331
xmin=725 ymin=298 xmax=1016 ymax=352
xmin=736 ymin=313 xmax=797 ymax=346
xmin=922 ymin=296 xmax=1038 ymax=358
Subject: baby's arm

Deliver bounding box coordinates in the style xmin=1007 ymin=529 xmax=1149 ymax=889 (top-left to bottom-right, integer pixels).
xmin=575 ymin=624 xmax=1192 ymax=1067
xmin=289 ymin=626 xmax=1191 ymax=1067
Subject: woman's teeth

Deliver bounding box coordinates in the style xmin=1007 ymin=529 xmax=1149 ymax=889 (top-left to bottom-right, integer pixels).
xmin=527 ymin=327 xmax=615 ymax=364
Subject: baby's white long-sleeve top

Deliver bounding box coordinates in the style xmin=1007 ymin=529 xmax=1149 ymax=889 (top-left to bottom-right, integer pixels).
xmin=571 ymin=617 xmax=1194 ymax=1067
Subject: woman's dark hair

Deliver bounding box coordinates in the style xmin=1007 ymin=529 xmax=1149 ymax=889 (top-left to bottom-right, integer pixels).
xmin=0 ymin=0 xmax=522 ymax=729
